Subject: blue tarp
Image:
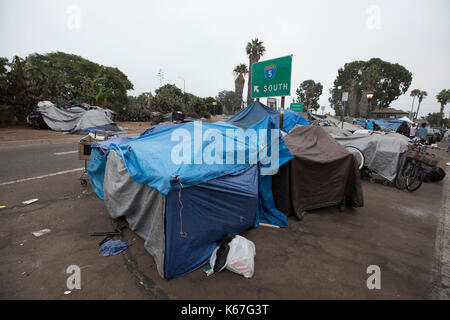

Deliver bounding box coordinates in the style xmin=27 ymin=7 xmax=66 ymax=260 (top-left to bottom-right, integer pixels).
xmin=164 ymin=165 xmax=258 ymax=279
xmin=368 ymin=118 xmax=400 ymax=131
xmin=140 ymin=122 xmax=179 ymax=136
xmin=108 ymin=117 xmax=292 ymax=197
xmin=282 ymin=109 xmax=309 ymax=132
xmin=226 ymin=101 xmax=309 ymax=131
xmin=88 ymin=136 xmax=136 ymax=200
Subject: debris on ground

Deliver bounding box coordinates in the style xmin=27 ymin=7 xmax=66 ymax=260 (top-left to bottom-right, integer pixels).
xmin=22 ymin=199 xmax=39 ymax=205
xmin=99 ymin=239 xmax=131 ymax=256
xmin=32 ymin=228 xmax=51 ymax=237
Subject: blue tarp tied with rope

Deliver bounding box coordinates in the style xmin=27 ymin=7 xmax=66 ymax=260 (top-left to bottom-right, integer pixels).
xmin=88 ymin=116 xmax=293 ymax=227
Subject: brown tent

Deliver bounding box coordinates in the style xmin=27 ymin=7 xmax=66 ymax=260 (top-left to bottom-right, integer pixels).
xmin=272 ymin=126 xmax=364 ymax=220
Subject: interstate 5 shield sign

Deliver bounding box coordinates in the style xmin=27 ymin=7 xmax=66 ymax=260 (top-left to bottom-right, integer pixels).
xmin=251 ymin=55 xmax=292 ymax=98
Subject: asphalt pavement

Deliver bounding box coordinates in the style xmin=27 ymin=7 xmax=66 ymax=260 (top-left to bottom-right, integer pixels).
xmin=0 ymin=126 xmax=449 ymax=300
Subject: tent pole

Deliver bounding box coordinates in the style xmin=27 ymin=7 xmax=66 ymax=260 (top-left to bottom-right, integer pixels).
xmin=280 ymin=96 xmax=285 ymax=129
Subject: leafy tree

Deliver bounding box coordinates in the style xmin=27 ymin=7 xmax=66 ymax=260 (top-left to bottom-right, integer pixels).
xmin=1 ymin=52 xmax=133 ymax=119
xmin=246 ymin=38 xmax=265 ymax=105
xmin=216 ymin=90 xmax=240 ymax=115
xmin=152 ymin=84 xmax=184 ymax=113
xmin=294 ymin=80 xmax=323 ymax=111
xmin=184 ymin=93 xmax=208 ymax=118
xmin=0 ymin=57 xmax=9 ymax=104
xmin=203 ymin=96 xmax=222 ymax=116
xmin=436 ymin=89 xmax=450 ymax=126
xmin=233 ymin=64 xmax=248 ymax=113
xmin=329 ymin=58 xmax=412 ymax=117
xmin=424 ymin=112 xmax=449 ymax=127
xmin=414 ymin=90 xmax=427 ymax=121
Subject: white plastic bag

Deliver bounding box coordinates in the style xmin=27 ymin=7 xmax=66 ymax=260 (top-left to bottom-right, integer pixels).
xmin=209 ymin=235 xmax=256 ymax=278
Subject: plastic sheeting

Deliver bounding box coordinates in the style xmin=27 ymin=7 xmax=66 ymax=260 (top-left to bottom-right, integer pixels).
xmin=226 ymin=101 xmax=309 ymax=131
xmin=37 ymin=105 xmax=118 ymax=133
xmin=140 ymin=122 xmax=179 ymax=136
xmin=164 ymin=165 xmax=258 ymax=279
xmin=108 ymin=116 xmax=292 ymax=196
xmin=332 ymin=132 xmax=410 ymax=181
xmin=273 ymin=126 xmax=364 ymax=216
xmin=103 ymin=151 xmax=167 ymax=277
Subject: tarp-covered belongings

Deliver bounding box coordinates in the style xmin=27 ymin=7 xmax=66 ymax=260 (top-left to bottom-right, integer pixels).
xmin=320 ymin=126 xmax=353 ymax=136
xmin=332 ymin=132 xmax=410 ymax=181
xmin=104 ymin=151 xmax=258 ymax=279
xmin=321 ymin=115 xmax=362 ymax=132
xmin=34 ymin=103 xmax=121 ymax=133
xmin=140 ymin=122 xmax=179 ymax=136
xmin=391 ymin=116 xmax=413 ymax=124
xmin=272 ymin=126 xmax=364 ymax=218
xmin=87 ymin=117 xmax=293 ymax=278
xmin=226 ymin=101 xmax=309 ymax=131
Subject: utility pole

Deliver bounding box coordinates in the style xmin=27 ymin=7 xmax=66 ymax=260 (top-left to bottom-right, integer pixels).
xmin=157 ymin=69 xmax=164 ymax=87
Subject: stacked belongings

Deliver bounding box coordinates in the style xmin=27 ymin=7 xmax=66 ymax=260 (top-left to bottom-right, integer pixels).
xmin=87 ymin=117 xmax=293 ymax=279
xmin=272 ymin=126 xmax=364 ymax=220
xmin=331 ymin=132 xmax=410 ymax=183
xmin=29 ymin=101 xmax=121 ymax=134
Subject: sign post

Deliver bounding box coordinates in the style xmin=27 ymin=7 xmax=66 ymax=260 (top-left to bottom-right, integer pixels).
xmin=251 ymin=55 xmax=292 ymax=129
xmin=341 ymin=92 xmax=348 ymax=129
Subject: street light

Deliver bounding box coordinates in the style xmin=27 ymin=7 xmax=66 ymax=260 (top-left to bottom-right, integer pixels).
xmin=179 ymin=77 xmax=185 ymax=94
xmin=366 ymin=92 xmax=374 ymax=119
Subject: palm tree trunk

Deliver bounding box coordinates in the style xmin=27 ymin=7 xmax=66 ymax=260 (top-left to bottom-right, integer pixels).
xmin=410 ymin=96 xmax=416 ymax=119
xmin=438 ymin=103 xmax=444 ymax=127
xmin=415 ymin=101 xmax=422 ymax=121
xmin=247 ymin=58 xmax=253 ymax=106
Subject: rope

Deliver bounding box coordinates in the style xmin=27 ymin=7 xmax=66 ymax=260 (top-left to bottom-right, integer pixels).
xmin=173 ymin=175 xmax=187 ymax=238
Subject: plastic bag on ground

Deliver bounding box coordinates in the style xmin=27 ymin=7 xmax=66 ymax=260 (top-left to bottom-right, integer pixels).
xmin=209 ymin=234 xmax=256 ymax=278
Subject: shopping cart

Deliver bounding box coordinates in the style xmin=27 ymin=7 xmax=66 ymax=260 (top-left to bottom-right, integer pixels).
xmin=78 ymin=130 xmax=117 ymax=186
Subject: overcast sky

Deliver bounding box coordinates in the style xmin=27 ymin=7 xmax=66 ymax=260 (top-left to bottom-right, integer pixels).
xmin=1 ymin=0 xmax=449 ymax=117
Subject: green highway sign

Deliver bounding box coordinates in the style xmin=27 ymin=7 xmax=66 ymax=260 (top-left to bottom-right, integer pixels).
xmin=251 ymin=55 xmax=292 ymax=98
xmin=290 ymin=102 xmax=303 ymax=112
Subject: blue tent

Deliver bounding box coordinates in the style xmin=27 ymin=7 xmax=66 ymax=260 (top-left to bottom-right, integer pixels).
xmin=140 ymin=122 xmax=179 ymax=136
xmin=226 ymin=101 xmax=309 ymax=131
xmin=87 ymin=117 xmax=293 ymax=279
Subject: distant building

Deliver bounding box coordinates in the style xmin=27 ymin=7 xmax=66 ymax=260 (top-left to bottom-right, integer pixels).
xmin=369 ymin=108 xmax=408 ymax=120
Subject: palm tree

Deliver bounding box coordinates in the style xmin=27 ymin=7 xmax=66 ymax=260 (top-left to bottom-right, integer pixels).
xmin=409 ymin=89 xmax=420 ymax=119
xmin=233 ymin=64 xmax=248 ymax=112
xmin=436 ymin=89 xmax=450 ymax=127
xmin=246 ymin=38 xmax=266 ymax=105
xmin=414 ymin=90 xmax=427 ymax=121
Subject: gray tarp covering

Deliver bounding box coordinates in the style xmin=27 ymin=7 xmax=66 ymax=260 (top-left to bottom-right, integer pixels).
xmin=37 ymin=105 xmax=114 ymax=132
xmin=320 ymin=126 xmax=353 ymax=136
xmin=103 ymin=151 xmax=166 ymax=278
xmin=332 ymin=132 xmax=410 ymax=181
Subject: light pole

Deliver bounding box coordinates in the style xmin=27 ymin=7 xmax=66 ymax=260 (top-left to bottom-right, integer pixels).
xmin=366 ymin=92 xmax=374 ymax=119
xmin=179 ymin=77 xmax=185 ymax=94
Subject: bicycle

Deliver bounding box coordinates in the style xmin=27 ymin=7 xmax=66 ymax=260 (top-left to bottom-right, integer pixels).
xmin=344 ymin=146 xmax=365 ymax=171
xmin=395 ymin=140 xmax=438 ymax=192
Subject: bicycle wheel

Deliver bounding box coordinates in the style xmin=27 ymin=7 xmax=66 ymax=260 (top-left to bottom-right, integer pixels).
xmin=395 ymin=159 xmax=409 ymax=190
xmin=345 ymin=146 xmax=365 ymax=170
xmin=405 ymin=162 xmax=423 ymax=192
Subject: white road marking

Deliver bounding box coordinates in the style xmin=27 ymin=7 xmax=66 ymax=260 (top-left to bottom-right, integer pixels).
xmin=54 ymin=150 xmax=78 ymax=155
xmin=0 ymin=168 xmax=84 ymax=187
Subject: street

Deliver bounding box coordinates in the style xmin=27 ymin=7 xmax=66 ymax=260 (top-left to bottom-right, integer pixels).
xmin=0 ymin=125 xmax=449 ymax=299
